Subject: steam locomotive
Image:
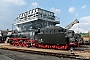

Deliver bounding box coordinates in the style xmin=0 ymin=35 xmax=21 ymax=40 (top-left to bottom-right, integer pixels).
xmin=7 ymin=26 xmax=80 ymax=50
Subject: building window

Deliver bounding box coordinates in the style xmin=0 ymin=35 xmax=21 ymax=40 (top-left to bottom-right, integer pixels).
xmin=41 ymin=14 xmax=42 ymax=17
xmin=43 ymin=31 xmax=44 ymax=34
xmin=29 ymin=10 xmax=31 ymax=14
xmin=32 ymin=10 xmax=33 ymax=13
xmin=54 ymin=30 xmax=55 ymax=33
xmin=46 ymin=30 xmax=48 ymax=33
xmin=33 ymin=14 xmax=35 ymax=17
xmin=50 ymin=30 xmax=51 ymax=34
xmin=58 ymin=30 xmax=60 ymax=32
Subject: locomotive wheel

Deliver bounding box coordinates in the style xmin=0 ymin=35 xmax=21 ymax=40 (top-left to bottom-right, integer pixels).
xmin=8 ymin=40 xmax=13 ymax=45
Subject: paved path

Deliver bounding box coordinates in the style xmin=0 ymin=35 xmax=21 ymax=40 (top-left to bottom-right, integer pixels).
xmin=0 ymin=52 xmax=13 ymax=60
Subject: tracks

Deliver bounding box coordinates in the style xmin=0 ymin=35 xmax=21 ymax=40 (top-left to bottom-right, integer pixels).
xmin=0 ymin=48 xmax=81 ymax=60
xmin=0 ymin=43 xmax=90 ymax=60
xmin=5 ymin=49 xmax=79 ymax=59
xmin=0 ymin=49 xmax=78 ymax=60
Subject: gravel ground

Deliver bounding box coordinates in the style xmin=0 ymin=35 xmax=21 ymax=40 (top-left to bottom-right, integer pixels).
xmin=0 ymin=49 xmax=78 ymax=60
xmin=73 ymin=45 xmax=90 ymax=51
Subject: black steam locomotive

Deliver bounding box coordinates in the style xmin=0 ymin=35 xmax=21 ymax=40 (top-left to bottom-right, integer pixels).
xmin=8 ymin=26 xmax=79 ymax=49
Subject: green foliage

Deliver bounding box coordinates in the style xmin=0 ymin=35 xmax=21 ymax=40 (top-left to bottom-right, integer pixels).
xmin=81 ymin=32 xmax=90 ymax=36
xmin=81 ymin=33 xmax=86 ymax=36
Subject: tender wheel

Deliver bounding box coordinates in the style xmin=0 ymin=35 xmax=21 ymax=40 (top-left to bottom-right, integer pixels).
xmin=8 ymin=40 xmax=13 ymax=45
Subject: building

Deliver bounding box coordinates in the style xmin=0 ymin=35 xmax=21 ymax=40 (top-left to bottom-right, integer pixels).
xmin=82 ymin=36 xmax=90 ymax=44
xmin=0 ymin=30 xmax=12 ymax=36
xmin=14 ymin=8 xmax=60 ymax=32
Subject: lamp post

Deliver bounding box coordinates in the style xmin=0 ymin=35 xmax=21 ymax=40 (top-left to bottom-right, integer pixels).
xmin=12 ymin=20 xmax=14 ymax=32
xmin=12 ymin=24 xmax=13 ymax=32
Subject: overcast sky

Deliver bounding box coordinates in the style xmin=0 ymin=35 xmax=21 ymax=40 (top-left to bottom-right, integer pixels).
xmin=0 ymin=0 xmax=90 ymax=33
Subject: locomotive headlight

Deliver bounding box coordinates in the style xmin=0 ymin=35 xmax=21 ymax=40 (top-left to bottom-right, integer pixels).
xmin=38 ymin=39 xmax=43 ymax=43
xmin=40 ymin=39 xmax=43 ymax=42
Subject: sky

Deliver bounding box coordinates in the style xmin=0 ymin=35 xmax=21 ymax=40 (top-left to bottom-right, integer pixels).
xmin=0 ymin=0 xmax=90 ymax=33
